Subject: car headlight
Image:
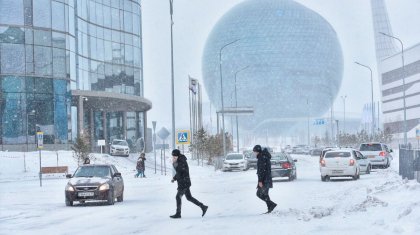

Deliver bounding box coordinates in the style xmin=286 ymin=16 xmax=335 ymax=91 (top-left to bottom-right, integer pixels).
xmin=65 ymin=184 xmax=74 ymax=191
xmin=99 ymin=184 xmax=109 ymax=191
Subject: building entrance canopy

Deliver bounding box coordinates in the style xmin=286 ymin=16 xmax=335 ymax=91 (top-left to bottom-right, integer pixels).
xmin=71 ymin=90 xmax=152 ymax=112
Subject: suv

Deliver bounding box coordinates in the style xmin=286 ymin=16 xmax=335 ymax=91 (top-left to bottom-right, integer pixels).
xmin=110 ymin=139 xmax=130 ymax=157
xmin=65 ymin=164 xmax=124 ymax=206
xmin=358 ymin=142 xmax=393 ymax=169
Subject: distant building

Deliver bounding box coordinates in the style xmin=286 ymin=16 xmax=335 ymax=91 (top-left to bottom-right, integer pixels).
xmin=0 ymin=0 xmax=151 ymax=151
xmin=370 ymin=0 xmax=420 ymax=140
xmin=202 ymin=0 xmax=343 ymax=135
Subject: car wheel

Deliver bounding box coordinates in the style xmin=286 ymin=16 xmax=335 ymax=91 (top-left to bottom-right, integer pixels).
xmin=107 ymin=190 xmax=115 ymax=205
xmin=80 ymin=200 xmax=85 ymax=204
xmin=357 ymin=173 xmax=360 ymax=179
xmin=117 ymin=189 xmax=124 ymax=202
xmin=321 ymin=176 xmax=326 ymax=182
xmin=110 ymin=153 xmax=113 ymax=156
xmin=294 ymin=172 xmax=297 ymax=180
xmin=288 ymin=174 xmax=294 ymax=181
xmin=366 ymin=165 xmax=371 ymax=174
xmin=352 ymin=173 xmax=358 ymax=181
xmin=65 ymin=199 xmax=73 ymax=206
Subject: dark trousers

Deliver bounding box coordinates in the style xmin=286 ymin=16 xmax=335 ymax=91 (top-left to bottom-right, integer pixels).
xmin=176 ymin=187 xmax=203 ymax=214
xmin=256 ymin=187 xmax=274 ymax=208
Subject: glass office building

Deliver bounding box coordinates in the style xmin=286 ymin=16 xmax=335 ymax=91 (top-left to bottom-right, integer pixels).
xmin=202 ymin=0 xmax=343 ymax=134
xmin=0 ymin=0 xmax=151 ymax=150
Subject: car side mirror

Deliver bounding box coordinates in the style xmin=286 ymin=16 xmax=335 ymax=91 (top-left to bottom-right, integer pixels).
xmin=294 ymin=159 xmax=297 ymax=162
xmin=390 ymin=149 xmax=393 ymax=153
xmin=66 ymin=174 xmax=72 ymax=178
xmin=114 ymin=172 xmax=121 ymax=177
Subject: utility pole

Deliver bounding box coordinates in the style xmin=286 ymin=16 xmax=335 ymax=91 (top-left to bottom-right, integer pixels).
xmin=341 ymin=96 xmax=347 ymax=135
xmin=306 ymin=96 xmax=310 ymax=146
xmin=169 ymin=0 xmax=176 ymax=149
xmin=355 ymin=62 xmax=375 ymax=142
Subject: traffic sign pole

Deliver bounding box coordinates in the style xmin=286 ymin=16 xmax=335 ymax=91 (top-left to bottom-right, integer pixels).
xmin=37 ymin=132 xmax=44 ymax=187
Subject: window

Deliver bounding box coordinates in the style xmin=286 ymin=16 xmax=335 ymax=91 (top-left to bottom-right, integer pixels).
xmin=34 ymin=29 xmax=52 ymax=47
xmin=359 ymin=144 xmax=382 ymax=151
xmin=34 ymin=46 xmax=52 ymax=76
xmin=52 ymin=1 xmax=65 ymax=31
xmin=0 ymin=0 xmax=24 ymax=26
xmin=111 ymin=8 xmax=120 ymax=30
xmin=0 ymin=44 xmax=25 ymax=74
xmin=53 ymin=48 xmax=66 ymax=78
xmin=33 ymin=0 xmax=51 ymax=28
xmin=226 ymin=154 xmax=244 ymax=160
xmin=324 ymin=152 xmax=351 ymax=158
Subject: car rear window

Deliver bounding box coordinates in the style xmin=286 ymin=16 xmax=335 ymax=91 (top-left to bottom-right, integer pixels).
xmin=324 ymin=152 xmax=351 ymax=158
xmin=359 ymin=144 xmax=382 ymax=151
xmin=272 ymin=153 xmax=287 ymax=161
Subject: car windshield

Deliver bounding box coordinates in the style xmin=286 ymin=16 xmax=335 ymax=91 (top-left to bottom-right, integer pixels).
xmin=226 ymin=154 xmax=243 ymax=160
xmin=325 ymin=152 xmax=351 ymax=158
xmin=73 ymin=166 xmax=111 ymax=178
xmin=113 ymin=141 xmax=128 ymax=146
xmin=272 ymin=153 xmax=288 ymax=161
xmin=359 ymin=144 xmax=382 ymax=151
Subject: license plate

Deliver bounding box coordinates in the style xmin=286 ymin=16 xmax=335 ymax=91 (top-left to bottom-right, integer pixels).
xmin=78 ymin=192 xmax=94 ymax=197
xmin=332 ymin=170 xmax=343 ymax=174
xmin=367 ymin=155 xmax=376 ymax=158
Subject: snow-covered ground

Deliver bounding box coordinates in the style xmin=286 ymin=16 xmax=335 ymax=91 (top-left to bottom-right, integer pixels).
xmin=1 ymin=150 xmax=419 ymax=235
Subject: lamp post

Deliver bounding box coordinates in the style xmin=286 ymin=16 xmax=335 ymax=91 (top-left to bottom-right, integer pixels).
xmin=379 ymin=32 xmax=407 ymax=146
xmin=341 ymin=95 xmax=347 ymax=135
xmin=26 ymin=110 xmax=36 ymax=152
xmin=219 ymin=39 xmax=240 ymax=157
xmin=355 ymin=62 xmax=375 ymax=142
xmin=234 ymin=66 xmax=250 ymax=152
xmin=306 ymin=96 xmax=310 ymax=146
xmin=320 ymin=84 xmax=334 ymax=146
xmin=169 ymin=0 xmax=176 ymax=149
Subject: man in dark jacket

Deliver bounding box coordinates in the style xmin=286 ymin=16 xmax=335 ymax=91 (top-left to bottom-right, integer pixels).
xmin=170 ymin=149 xmax=208 ymax=219
xmin=253 ymin=145 xmax=277 ymax=213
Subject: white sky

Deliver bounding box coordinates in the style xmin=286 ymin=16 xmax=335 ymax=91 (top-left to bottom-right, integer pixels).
xmin=141 ymin=0 xmax=420 ymax=131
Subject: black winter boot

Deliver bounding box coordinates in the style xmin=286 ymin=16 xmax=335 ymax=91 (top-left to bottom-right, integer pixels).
xmin=170 ymin=213 xmax=181 ymax=219
xmin=201 ymin=205 xmax=208 ymax=217
xmin=267 ymin=203 xmax=277 ymax=213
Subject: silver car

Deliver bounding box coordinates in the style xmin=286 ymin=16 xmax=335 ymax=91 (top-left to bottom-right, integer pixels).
xmin=358 ymin=143 xmax=393 ymax=169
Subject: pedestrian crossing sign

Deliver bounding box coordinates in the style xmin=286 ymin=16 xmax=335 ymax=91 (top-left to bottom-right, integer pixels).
xmin=37 ymin=132 xmax=44 ymax=149
xmin=176 ymin=131 xmax=190 ymax=145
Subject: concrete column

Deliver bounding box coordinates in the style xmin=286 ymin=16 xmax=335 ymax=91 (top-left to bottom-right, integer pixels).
xmin=135 ymin=112 xmax=139 ymax=141
xmin=102 ymin=111 xmax=108 ymax=153
xmin=90 ymin=109 xmax=94 ymax=152
xmin=77 ymin=96 xmax=84 ymax=135
xmin=143 ymin=112 xmax=148 ymax=152
xmin=122 ymin=112 xmax=127 ymax=140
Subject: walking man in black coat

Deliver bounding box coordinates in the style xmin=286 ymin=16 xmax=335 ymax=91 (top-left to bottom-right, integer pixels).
xmin=170 ymin=149 xmax=208 ymax=219
xmin=253 ymin=145 xmax=277 ymax=213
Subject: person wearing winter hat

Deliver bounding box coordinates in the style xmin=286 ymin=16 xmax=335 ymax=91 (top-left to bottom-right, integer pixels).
xmin=170 ymin=149 xmax=208 ymax=219
xmin=253 ymin=145 xmax=277 ymax=213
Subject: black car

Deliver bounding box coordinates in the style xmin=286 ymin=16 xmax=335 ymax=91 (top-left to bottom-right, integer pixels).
xmin=271 ymin=153 xmax=297 ymax=181
xmin=243 ymin=150 xmax=253 ymax=159
xmin=247 ymin=153 xmax=258 ymax=169
xmin=311 ymin=148 xmax=322 ymax=156
xmin=65 ymin=164 xmax=124 ymax=206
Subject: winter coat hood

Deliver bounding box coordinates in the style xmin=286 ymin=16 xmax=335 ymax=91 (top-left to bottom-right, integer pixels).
xmin=177 ymin=154 xmax=187 ymax=163
xmin=257 ymin=148 xmax=271 ymax=160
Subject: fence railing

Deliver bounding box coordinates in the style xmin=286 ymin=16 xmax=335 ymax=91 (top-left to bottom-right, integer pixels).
xmin=399 ymin=148 xmax=420 ymax=183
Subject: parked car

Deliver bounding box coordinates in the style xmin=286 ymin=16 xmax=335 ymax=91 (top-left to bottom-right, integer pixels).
xmin=358 ymin=142 xmax=393 ymax=169
xmin=285 ymin=147 xmax=293 ymax=154
xmin=281 ymin=145 xmax=291 ymax=153
xmin=223 ymin=153 xmax=248 ymax=171
xmin=110 ymin=139 xmax=130 ymax=157
xmin=262 ymin=147 xmax=274 ymax=153
xmin=65 ymin=164 xmax=124 ymax=206
xmin=271 ymin=153 xmax=297 ymax=181
xmin=247 ymin=153 xmax=258 ymax=169
xmin=356 ymin=151 xmax=372 ymax=174
xmin=310 ymin=148 xmax=322 ymax=156
xmin=292 ymin=146 xmax=303 ymax=154
xmin=302 ymin=146 xmax=313 ymax=155
xmin=243 ymin=150 xmax=253 ymax=159
xmin=320 ymin=149 xmax=361 ymax=181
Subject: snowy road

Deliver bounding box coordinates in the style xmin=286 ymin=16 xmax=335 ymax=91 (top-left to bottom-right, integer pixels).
xmin=1 ymin=151 xmax=419 ymax=235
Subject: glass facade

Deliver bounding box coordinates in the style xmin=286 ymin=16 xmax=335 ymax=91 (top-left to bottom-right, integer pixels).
xmin=202 ymin=0 xmax=344 ymax=134
xmin=0 ymin=0 xmax=145 ymax=146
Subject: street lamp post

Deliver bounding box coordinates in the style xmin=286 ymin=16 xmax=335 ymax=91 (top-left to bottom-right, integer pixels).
xmin=355 ymin=62 xmax=375 ymax=142
xmin=26 ymin=110 xmax=36 ymax=152
xmin=169 ymin=0 xmax=176 ymax=149
xmin=379 ymin=32 xmax=407 ymax=146
xmin=306 ymin=96 xmax=310 ymax=146
xmin=320 ymin=85 xmax=334 ymax=146
xmin=234 ymin=66 xmax=250 ymax=152
xmin=219 ymin=39 xmax=240 ymax=157
xmin=341 ymin=96 xmax=347 ymax=135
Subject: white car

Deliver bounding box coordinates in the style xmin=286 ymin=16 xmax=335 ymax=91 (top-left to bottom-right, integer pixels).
xmin=358 ymin=142 xmax=393 ymax=169
xmin=320 ymin=149 xmax=360 ymax=181
xmin=110 ymin=139 xmax=130 ymax=157
xmin=222 ymin=153 xmax=248 ymax=171
xmin=355 ymin=151 xmax=372 ymax=174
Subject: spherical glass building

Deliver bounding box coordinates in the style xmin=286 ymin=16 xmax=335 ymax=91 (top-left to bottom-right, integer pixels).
xmin=202 ymin=0 xmax=343 ymax=134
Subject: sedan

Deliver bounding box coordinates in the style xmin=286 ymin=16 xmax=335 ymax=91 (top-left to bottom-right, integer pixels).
xmin=222 ymin=153 xmax=248 ymax=171
xmin=65 ymin=164 xmax=124 ymax=206
xmin=320 ymin=150 xmax=361 ymax=181
xmin=271 ymin=153 xmax=297 ymax=181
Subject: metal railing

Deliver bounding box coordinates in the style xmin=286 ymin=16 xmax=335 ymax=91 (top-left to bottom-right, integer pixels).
xmin=399 ymin=147 xmax=420 ymax=183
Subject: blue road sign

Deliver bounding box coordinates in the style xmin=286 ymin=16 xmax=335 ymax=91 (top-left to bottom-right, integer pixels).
xmin=416 ymin=128 xmax=420 ymax=139
xmin=37 ymin=132 xmax=44 ymax=149
xmin=314 ymin=119 xmax=325 ymax=125
xmin=176 ymin=131 xmax=190 ymax=145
